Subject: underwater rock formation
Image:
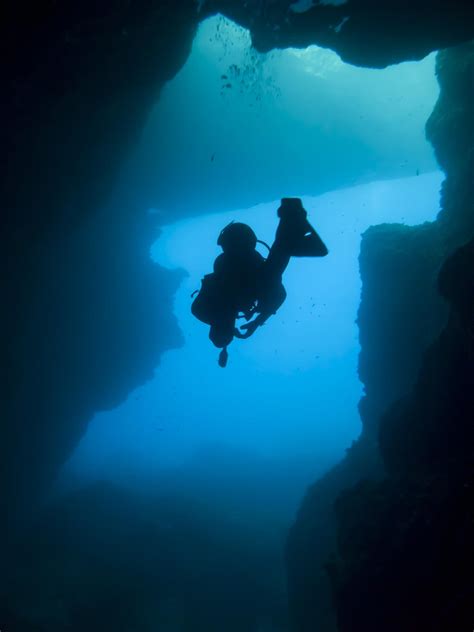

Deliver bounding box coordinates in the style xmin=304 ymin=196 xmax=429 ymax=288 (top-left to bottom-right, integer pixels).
xmin=205 ymin=0 xmax=474 ymax=67
xmin=1 ymin=482 xmax=288 ymax=631
xmin=2 ymin=2 xmax=198 ymax=245
xmin=331 ymin=238 xmax=474 ymax=632
xmin=357 ymin=222 xmax=448 ymax=436
xmin=286 ymin=216 xmax=448 ymax=632
xmin=2 ymin=201 xmax=183 ymax=523
xmin=2 ymin=1 xmax=198 ymax=517
xmin=287 ymin=439 xmax=381 ymax=632
xmin=287 ymin=41 xmax=474 ymax=632
xmin=426 ymin=42 xmax=474 ymax=242
xmin=380 ymin=239 xmax=474 ymax=477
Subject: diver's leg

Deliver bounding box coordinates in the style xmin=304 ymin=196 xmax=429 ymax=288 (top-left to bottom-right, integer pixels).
xmin=256 ymin=281 xmax=287 ymax=323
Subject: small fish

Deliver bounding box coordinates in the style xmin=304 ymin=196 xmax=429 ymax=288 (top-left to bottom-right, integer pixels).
xmin=211 ymin=153 xmax=215 ymax=162
xmin=221 ymin=74 xmax=228 ymax=80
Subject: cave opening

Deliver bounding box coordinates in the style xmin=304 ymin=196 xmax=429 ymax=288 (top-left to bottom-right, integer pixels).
xmin=57 ymin=14 xmax=445 ymax=631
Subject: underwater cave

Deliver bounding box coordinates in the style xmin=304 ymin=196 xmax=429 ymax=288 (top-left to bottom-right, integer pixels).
xmin=2 ymin=3 xmax=473 ymax=632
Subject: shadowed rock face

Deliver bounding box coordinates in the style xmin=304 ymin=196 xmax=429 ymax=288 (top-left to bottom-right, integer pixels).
xmin=1 ymin=482 xmax=289 ymax=631
xmin=2 ymin=2 xmax=198 ymax=244
xmin=330 ymin=237 xmax=474 ymax=632
xmin=204 ymin=0 xmax=474 ymax=67
xmin=2 ymin=200 xmax=184 ymax=522
xmin=1 ymin=0 xmax=473 ymax=581
xmin=427 ymin=42 xmax=474 ymax=242
xmin=2 ymin=1 xmax=198 ymax=518
xmin=286 ymin=220 xmax=449 ymax=632
xmin=287 ymin=41 xmax=473 ymax=632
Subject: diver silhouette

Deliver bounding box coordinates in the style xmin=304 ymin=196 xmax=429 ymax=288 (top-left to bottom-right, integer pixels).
xmin=191 ymin=198 xmax=328 ymax=367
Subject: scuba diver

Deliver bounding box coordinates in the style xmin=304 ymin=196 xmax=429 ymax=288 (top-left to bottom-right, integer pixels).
xmin=191 ymin=197 xmax=328 ymax=367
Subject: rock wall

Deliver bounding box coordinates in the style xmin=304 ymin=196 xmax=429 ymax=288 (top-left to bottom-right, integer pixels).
xmin=331 ymin=237 xmax=474 ymax=632
xmin=2 ymin=199 xmax=184 ymax=522
xmin=1 ymin=482 xmax=288 ymax=630
xmin=206 ymin=0 xmax=474 ymax=67
xmin=287 ymin=41 xmax=473 ymax=632
xmin=287 ymin=439 xmax=381 ymax=632
xmin=287 ymin=220 xmax=449 ymax=631
xmin=2 ymin=1 xmax=198 ymax=518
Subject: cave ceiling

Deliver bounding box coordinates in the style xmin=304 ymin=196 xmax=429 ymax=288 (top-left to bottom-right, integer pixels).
xmin=3 ymin=0 xmax=474 ymax=243
xmin=205 ymin=0 xmax=474 ymax=67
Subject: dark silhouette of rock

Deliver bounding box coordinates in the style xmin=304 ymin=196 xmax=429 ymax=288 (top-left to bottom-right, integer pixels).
xmin=2 ymin=1 xmax=199 ymax=520
xmin=426 ymin=42 xmax=474 ymax=242
xmin=204 ymin=0 xmax=474 ymax=68
xmin=330 ymin=237 xmax=474 ymax=632
xmin=287 ymin=439 xmax=381 ymax=632
xmin=1 ymin=201 xmax=183 ymax=523
xmin=380 ymin=238 xmax=474 ymax=476
xmin=357 ymin=222 xmax=448 ymax=436
xmin=286 ymin=41 xmax=474 ymax=631
xmin=1 ymin=482 xmax=289 ymax=631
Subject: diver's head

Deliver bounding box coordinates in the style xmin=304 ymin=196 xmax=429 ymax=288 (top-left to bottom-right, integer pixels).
xmin=278 ymin=197 xmax=306 ymax=219
xmin=217 ymin=222 xmax=257 ymax=255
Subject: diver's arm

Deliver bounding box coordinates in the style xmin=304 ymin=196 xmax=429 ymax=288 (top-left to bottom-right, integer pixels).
xmin=235 ymin=285 xmax=286 ymax=338
xmin=234 ymin=312 xmax=269 ymax=339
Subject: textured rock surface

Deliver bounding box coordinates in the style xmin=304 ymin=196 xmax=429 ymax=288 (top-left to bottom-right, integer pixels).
xmin=2 ymin=1 xmax=198 ymax=244
xmin=331 ymin=238 xmax=474 ymax=631
xmin=205 ymin=0 xmax=474 ymax=67
xmin=357 ymin=222 xmax=448 ymax=436
xmin=2 ymin=1 xmax=198 ymax=517
xmin=287 ymin=439 xmax=381 ymax=632
xmin=287 ymin=207 xmax=448 ymax=632
xmin=1 ymin=482 xmax=288 ymax=631
xmin=2 ymin=200 xmax=183 ymax=521
xmin=426 ymin=42 xmax=474 ymax=241
xmin=287 ymin=41 xmax=473 ymax=632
